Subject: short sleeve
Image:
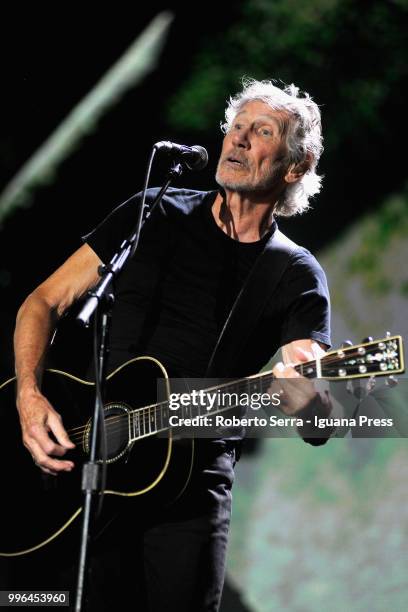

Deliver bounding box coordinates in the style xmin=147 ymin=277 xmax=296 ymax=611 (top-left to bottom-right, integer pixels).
xmin=82 ymin=188 xmax=163 ymax=264
xmin=279 ymin=249 xmax=331 ymax=348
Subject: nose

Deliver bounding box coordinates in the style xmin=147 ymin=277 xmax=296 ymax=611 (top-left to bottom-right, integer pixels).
xmin=231 ymin=127 xmax=250 ymax=149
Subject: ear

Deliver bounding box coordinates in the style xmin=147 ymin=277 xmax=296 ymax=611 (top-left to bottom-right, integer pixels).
xmin=284 ymin=151 xmax=313 ymax=184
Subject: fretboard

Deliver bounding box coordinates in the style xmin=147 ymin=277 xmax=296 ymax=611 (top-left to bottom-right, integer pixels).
xmin=127 ymin=360 xmax=318 ymax=441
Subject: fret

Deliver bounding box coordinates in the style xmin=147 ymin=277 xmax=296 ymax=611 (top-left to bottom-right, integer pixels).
xmin=131 ymin=409 xmax=140 ymax=440
xmin=130 ymin=411 xmax=134 ymax=439
xmin=203 ymin=391 xmax=211 ymax=414
xmin=315 ymin=356 xmax=322 ymax=378
xmin=136 ymin=409 xmax=141 ymax=438
xmin=164 ymin=402 xmax=170 ymax=427
xmin=151 ymin=405 xmax=155 ymax=433
xmin=145 ymin=406 xmax=149 ymax=435
xmin=141 ymin=408 xmax=146 ymax=437
xmin=145 ymin=406 xmax=150 ymax=435
xmin=151 ymin=405 xmax=157 ymax=434
xmin=129 ymin=408 xmax=170 ymax=441
xmin=137 ymin=410 xmax=141 ymax=438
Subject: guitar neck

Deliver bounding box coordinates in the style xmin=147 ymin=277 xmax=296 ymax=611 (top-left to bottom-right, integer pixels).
xmin=127 ymin=334 xmax=404 ymax=441
xmin=127 ymin=361 xmax=317 ymax=442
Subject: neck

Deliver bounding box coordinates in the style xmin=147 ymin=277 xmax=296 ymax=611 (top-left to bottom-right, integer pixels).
xmin=212 ymin=190 xmax=276 ymax=242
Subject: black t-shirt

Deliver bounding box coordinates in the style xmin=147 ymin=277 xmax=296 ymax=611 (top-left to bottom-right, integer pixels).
xmin=83 ymin=187 xmax=331 ymax=378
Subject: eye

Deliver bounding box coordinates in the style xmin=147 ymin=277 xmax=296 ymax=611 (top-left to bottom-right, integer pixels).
xmin=259 ymin=127 xmax=273 ymax=137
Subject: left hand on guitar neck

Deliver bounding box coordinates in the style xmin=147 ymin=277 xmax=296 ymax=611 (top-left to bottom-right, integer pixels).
xmin=272 ymin=343 xmax=331 ymax=417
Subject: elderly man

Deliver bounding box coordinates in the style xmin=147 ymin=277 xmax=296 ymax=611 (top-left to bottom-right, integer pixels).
xmin=13 ymin=78 xmax=331 ymax=611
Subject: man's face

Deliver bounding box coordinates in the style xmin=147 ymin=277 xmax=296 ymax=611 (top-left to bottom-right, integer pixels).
xmin=216 ymin=100 xmax=290 ymax=195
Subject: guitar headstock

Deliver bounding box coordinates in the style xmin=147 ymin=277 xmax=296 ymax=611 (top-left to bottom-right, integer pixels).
xmin=321 ymin=335 xmax=405 ymax=380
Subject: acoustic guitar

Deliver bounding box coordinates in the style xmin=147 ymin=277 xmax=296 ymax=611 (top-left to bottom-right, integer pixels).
xmin=0 ymin=335 xmax=404 ymax=557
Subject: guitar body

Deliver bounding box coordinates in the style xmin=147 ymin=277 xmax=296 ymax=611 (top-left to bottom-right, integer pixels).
xmin=0 ymin=357 xmax=194 ymax=557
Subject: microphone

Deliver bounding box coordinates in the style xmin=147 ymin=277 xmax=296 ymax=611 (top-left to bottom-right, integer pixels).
xmin=154 ymin=141 xmax=208 ymax=171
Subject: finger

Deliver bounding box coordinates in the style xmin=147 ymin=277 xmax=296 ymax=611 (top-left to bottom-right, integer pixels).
xmin=42 ymin=469 xmax=58 ymax=476
xmin=27 ymin=422 xmax=69 ymax=457
xmin=33 ymin=453 xmax=73 ymax=474
xmin=30 ymin=456 xmax=71 ymax=476
xmin=272 ymin=362 xmax=299 ymax=379
xmin=35 ymin=462 xmax=58 ymax=477
xmin=28 ymin=433 xmax=74 ymax=472
xmin=47 ymin=412 xmax=75 ymax=449
xmin=272 ymin=361 xmax=285 ymax=377
xmin=270 ymin=364 xmax=294 ymax=405
xmin=272 ymin=362 xmax=294 ymax=377
xmin=292 ymin=346 xmax=314 ymax=364
xmin=310 ymin=341 xmax=327 ymax=358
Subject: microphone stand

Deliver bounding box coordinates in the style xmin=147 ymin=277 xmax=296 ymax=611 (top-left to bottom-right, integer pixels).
xmin=73 ymin=162 xmax=183 ymax=612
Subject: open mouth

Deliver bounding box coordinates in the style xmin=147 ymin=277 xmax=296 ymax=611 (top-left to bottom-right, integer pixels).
xmin=226 ymin=157 xmax=245 ymax=167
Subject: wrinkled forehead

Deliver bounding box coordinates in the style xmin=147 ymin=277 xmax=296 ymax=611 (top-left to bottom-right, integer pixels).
xmin=234 ymin=100 xmax=291 ymax=136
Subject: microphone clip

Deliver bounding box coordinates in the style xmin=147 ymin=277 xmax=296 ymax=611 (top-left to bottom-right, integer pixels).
xmin=154 ymin=141 xmax=208 ymax=171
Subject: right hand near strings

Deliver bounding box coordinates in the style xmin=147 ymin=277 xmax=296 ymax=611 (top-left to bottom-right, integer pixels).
xmin=17 ymin=389 xmax=75 ymax=476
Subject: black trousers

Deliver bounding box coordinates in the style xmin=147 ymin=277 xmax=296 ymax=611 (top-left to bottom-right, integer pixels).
xmin=1 ymin=441 xmax=237 ymax=611
xmin=85 ymin=442 xmax=235 ymax=612
xmin=84 ymin=441 xmax=236 ymax=612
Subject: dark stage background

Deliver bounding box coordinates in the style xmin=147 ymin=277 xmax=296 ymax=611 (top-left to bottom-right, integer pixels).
xmin=1 ymin=3 xmax=408 ymax=610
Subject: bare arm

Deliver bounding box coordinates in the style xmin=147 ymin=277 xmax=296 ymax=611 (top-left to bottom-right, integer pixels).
xmin=14 ymin=243 xmax=102 ymax=474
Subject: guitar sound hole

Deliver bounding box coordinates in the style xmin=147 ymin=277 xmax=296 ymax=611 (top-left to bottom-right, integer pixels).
xmin=84 ymin=403 xmax=130 ymax=462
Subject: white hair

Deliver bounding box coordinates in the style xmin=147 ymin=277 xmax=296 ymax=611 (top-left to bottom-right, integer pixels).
xmin=221 ymin=77 xmax=324 ymax=217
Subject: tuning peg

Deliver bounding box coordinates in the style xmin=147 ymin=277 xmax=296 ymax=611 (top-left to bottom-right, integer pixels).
xmin=385 ymin=376 xmax=398 ymax=388
xmin=366 ymin=376 xmax=376 ymax=394
xmin=385 ymin=331 xmax=391 ymax=338
xmin=362 ymin=336 xmax=373 ymax=343
xmin=341 ymin=340 xmax=353 ymax=348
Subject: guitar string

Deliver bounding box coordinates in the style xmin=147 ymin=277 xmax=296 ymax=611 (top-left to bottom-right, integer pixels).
xmin=66 ymin=387 xmax=283 ymax=444
xmin=63 ymin=348 xmax=371 ymax=437
xmin=65 ymin=370 xmax=285 ymax=442
xmin=64 ymin=350 xmax=389 ymax=443
xmin=65 ymin=367 xmax=304 ymax=440
xmin=64 ymin=355 xmax=380 ymax=444
xmin=63 ymin=368 xmax=277 ymax=434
